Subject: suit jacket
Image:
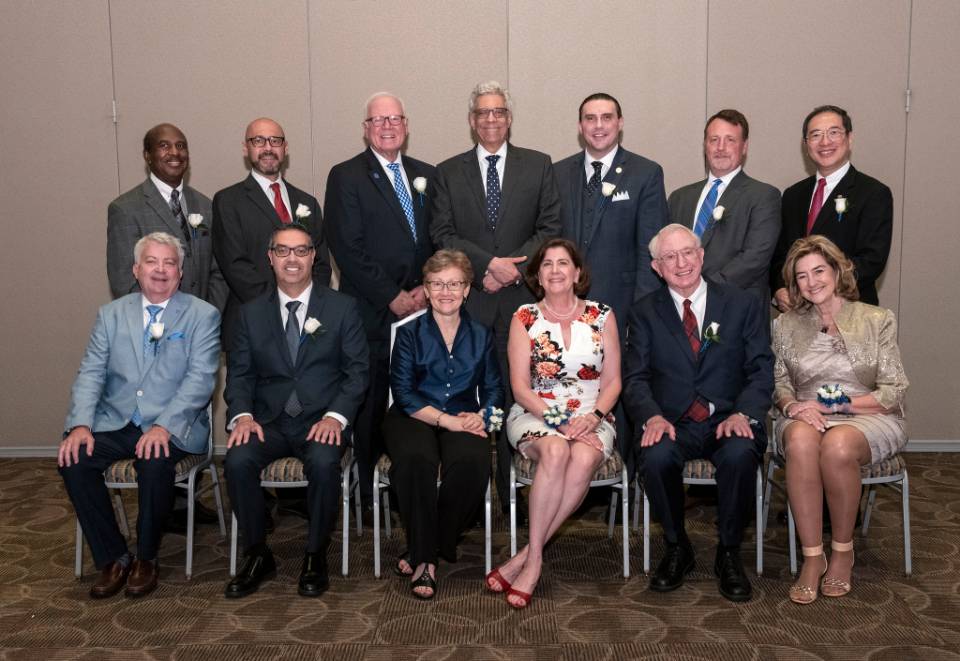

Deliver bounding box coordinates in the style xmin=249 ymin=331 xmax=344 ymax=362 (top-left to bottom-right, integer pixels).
xmin=429 ymin=144 xmax=562 ymax=327
xmin=64 ymin=291 xmax=221 ymax=454
xmin=555 ymin=147 xmax=668 ymax=329
xmin=772 ymin=165 xmax=892 ymax=305
xmin=224 ymin=283 xmax=369 ymax=428
xmin=106 ymin=178 xmax=227 ymax=310
xmin=622 ymin=281 xmax=773 ymax=428
xmin=323 ymin=148 xmax=435 ymax=341
xmin=211 ymin=173 xmax=332 ymax=349
xmin=669 ymin=170 xmax=781 ymax=300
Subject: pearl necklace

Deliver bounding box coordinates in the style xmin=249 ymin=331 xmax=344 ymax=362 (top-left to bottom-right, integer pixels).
xmin=541 ymin=297 xmax=580 ymax=320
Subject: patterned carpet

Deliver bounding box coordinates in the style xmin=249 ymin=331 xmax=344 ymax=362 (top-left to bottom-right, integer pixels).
xmin=1 ymin=453 xmax=958 ymax=660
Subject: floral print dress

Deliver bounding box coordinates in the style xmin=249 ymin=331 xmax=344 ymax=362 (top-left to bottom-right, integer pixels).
xmin=506 ymin=301 xmax=616 ymax=458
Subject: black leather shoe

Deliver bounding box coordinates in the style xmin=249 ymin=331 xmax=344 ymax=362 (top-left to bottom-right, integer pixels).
xmin=298 ymin=552 xmax=329 ymax=597
xmin=225 ymin=550 xmax=277 ymax=598
xmin=714 ymin=546 xmax=752 ymax=602
xmin=649 ymin=541 xmax=695 ymax=592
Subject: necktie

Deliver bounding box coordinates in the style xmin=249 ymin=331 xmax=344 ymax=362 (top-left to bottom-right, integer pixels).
xmin=283 ymin=301 xmax=303 ymax=417
xmin=681 ymin=299 xmax=710 ymax=421
xmin=806 ymin=177 xmax=826 ymax=235
xmin=485 ymin=155 xmax=501 ymax=231
xmin=586 ymin=160 xmax=603 ymax=195
xmin=133 ymin=304 xmax=163 ymax=426
xmin=169 ymin=189 xmax=191 ymax=245
xmin=271 ymin=182 xmax=292 ymax=224
xmin=386 ymin=162 xmax=417 ymax=240
xmin=693 ymin=178 xmax=722 ymax=237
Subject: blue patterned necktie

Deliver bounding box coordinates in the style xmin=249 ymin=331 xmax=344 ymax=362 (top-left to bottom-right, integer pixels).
xmin=132 ymin=304 xmax=163 ymax=426
xmin=283 ymin=301 xmax=303 ymax=417
xmin=386 ymin=162 xmax=417 ymax=240
xmin=586 ymin=160 xmax=603 ymax=195
xmin=694 ymin=178 xmax=722 ymax=237
xmin=485 ymin=154 xmax=501 ymax=231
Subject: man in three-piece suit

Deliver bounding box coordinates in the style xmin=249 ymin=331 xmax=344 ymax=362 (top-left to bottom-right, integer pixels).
xmin=772 ymin=105 xmax=893 ymax=309
xmin=430 ymin=80 xmax=562 ymax=508
xmin=668 ymin=109 xmax=780 ymax=304
xmin=554 ymin=92 xmax=668 ymax=331
xmin=223 ymin=225 xmax=368 ymax=599
xmin=623 ymin=224 xmax=773 ymax=602
xmin=107 ymin=123 xmax=227 ymax=311
xmin=324 ymin=92 xmax=434 ymax=508
xmin=59 ymin=232 xmax=220 ymax=599
xmin=212 ymin=117 xmax=332 ymax=351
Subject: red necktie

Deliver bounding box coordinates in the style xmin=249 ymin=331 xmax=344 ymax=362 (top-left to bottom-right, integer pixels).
xmin=681 ymin=299 xmax=710 ymax=422
xmin=271 ymin=182 xmax=292 ymax=224
xmin=806 ymin=177 xmax=826 ymax=235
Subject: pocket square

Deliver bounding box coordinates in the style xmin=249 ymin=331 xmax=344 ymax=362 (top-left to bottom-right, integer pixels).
xmin=611 ymin=190 xmax=630 ymax=202
xmin=167 ymin=331 xmax=186 ymax=340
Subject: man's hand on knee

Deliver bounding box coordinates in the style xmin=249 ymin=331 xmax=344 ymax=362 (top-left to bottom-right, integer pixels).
xmin=715 ymin=413 xmax=754 ymax=440
xmin=641 ymin=415 xmax=675 ymax=447
xmin=136 ymin=425 xmax=172 ymax=460
xmin=307 ymin=417 xmax=343 ymax=445
xmin=59 ymin=426 xmax=95 ymax=467
xmin=227 ymin=416 xmax=264 ymax=448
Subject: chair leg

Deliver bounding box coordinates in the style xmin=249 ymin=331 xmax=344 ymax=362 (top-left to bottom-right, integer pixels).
xmin=755 ymin=466 xmax=763 ymax=576
xmin=341 ymin=460 xmax=350 ymax=577
xmin=352 ymin=462 xmax=362 ymax=536
xmin=862 ymin=486 xmax=878 ymax=536
xmin=373 ymin=466 xmax=381 ymax=578
xmin=787 ymin=502 xmax=797 ymax=576
xmin=207 ymin=464 xmax=227 ymax=538
xmin=642 ymin=488 xmax=650 ymax=575
xmin=75 ymin=518 xmax=84 ymax=579
xmin=607 ymin=489 xmax=617 ymax=539
xmin=383 ymin=489 xmax=393 ymax=539
xmin=509 ymin=462 xmax=517 ymax=557
xmin=484 ymin=480 xmax=492 ymax=575
xmin=186 ymin=473 xmax=197 ymax=580
xmin=761 ymin=458 xmax=777 ymax=537
xmin=901 ymin=471 xmax=912 ymax=576
xmin=632 ymin=477 xmax=641 ymax=531
xmin=229 ymin=512 xmax=239 ymax=577
xmin=621 ymin=468 xmax=630 ymax=579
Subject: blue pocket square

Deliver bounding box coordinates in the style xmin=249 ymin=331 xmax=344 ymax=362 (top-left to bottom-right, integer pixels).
xmin=167 ymin=331 xmax=186 ymax=340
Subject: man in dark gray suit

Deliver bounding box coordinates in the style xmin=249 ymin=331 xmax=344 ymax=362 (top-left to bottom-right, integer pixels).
xmin=107 ymin=123 xmax=227 ymax=310
xmin=430 ymin=80 xmax=562 ymax=509
xmin=668 ymin=109 xmax=780 ymax=303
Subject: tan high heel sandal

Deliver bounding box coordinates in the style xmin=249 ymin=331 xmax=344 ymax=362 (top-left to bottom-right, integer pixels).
xmin=789 ymin=544 xmax=828 ymax=604
xmin=821 ymin=540 xmax=855 ymax=597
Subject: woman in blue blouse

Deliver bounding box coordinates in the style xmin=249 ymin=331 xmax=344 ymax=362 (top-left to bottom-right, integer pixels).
xmin=384 ymin=249 xmax=504 ymax=599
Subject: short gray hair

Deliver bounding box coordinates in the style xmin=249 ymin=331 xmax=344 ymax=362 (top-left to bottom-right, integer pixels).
xmin=364 ymin=91 xmax=405 ymax=119
xmin=648 ymin=223 xmax=700 ymax=258
xmin=134 ymin=231 xmax=185 ymax=269
xmin=468 ymin=80 xmax=513 ymax=114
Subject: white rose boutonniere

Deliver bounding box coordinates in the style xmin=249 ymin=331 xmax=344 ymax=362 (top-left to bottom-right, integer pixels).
xmin=834 ymin=196 xmax=848 ymax=221
xmin=712 ymin=205 xmax=725 ymax=222
xmin=186 ymin=213 xmax=206 ymax=238
xmin=149 ymin=322 xmax=164 ymax=355
xmin=295 ymin=203 xmax=311 ymax=223
xmin=412 ymin=176 xmax=427 ymax=207
xmin=302 ymin=317 xmax=325 ymax=341
xmin=601 ymin=182 xmax=617 ymax=198
xmin=701 ymin=322 xmax=720 ymax=353
xmin=615 ymin=166 xmax=623 ymax=174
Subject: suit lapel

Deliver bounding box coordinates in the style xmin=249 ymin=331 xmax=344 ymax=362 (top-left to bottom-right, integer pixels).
xmin=126 ymin=296 xmax=146 ymax=373
xmin=566 ymin=156 xmax=585 ymax=244
xmin=700 ymin=283 xmax=725 ymax=362
xmin=365 ymin=149 xmax=416 ymax=240
xmin=265 ymin=289 xmax=294 ymax=371
xmin=813 ymin=166 xmax=855 ymax=234
xmin=702 ymin=171 xmax=746 ymax=248
xmin=404 ymin=157 xmax=429 ymax=242
xmin=654 ymin=289 xmax=696 ymax=366
xmin=461 ymin=149 xmax=486 ymax=217
xmin=586 ymin=147 xmax=626 ymax=246
xmin=142 ymin=180 xmax=183 ymax=237
xmin=243 ymin=174 xmax=283 ymax=228
xmin=496 ymin=144 xmax=520 ymax=228
xmin=297 ymin=285 xmax=327 ymax=369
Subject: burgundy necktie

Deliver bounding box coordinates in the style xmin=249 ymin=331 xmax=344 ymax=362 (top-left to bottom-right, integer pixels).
xmin=271 ymin=182 xmax=292 ymax=224
xmin=806 ymin=177 xmax=826 ymax=235
xmin=681 ymin=299 xmax=710 ymax=422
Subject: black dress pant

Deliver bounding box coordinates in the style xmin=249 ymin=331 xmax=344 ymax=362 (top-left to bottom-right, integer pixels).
xmin=224 ymin=412 xmax=345 ymax=555
xmin=382 ymin=411 xmax=490 ymax=566
xmin=59 ymin=423 xmax=189 ymax=568
xmin=353 ymin=339 xmax=390 ymax=505
xmin=640 ymin=416 xmax=764 ymax=547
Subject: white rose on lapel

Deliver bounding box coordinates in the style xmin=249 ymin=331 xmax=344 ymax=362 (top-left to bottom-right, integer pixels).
xmin=712 ymin=206 xmax=725 ymax=222
xmin=149 ymin=322 xmax=164 ymax=341
xmin=834 ymin=196 xmax=848 ymax=221
xmin=601 ymin=182 xmax=617 ymax=197
xmin=187 ymin=213 xmax=204 ymax=229
xmin=295 ymin=203 xmax=311 ymax=221
xmin=412 ymin=177 xmax=427 ymax=193
xmin=303 ymin=317 xmax=325 ymax=339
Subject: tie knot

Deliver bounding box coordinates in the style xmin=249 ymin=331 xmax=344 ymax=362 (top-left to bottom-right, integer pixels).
xmin=486 ymin=155 xmax=500 ymax=166
xmin=815 ymin=177 xmax=826 ymax=189
xmin=286 ymin=301 xmax=301 ymax=314
xmin=591 ymin=161 xmax=603 ymax=172
xmin=146 ymin=305 xmax=163 ymax=322
xmin=170 ymin=189 xmax=180 ymax=200
xmin=386 ymin=162 xmax=400 ymax=173
xmin=712 ymin=178 xmax=722 ymax=187
xmin=683 ymin=299 xmax=692 ymax=311
xmin=271 ymin=182 xmax=281 ymax=193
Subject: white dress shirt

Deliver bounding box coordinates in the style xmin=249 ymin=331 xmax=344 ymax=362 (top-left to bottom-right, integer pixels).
xmin=372 ymin=149 xmax=412 ymax=198
xmin=250 ymin=169 xmax=292 ymax=216
xmin=149 ymin=173 xmax=187 ymax=215
xmin=691 ymin=166 xmax=741 ymax=229
xmin=476 ymin=142 xmax=508 ymax=195
xmin=140 ymin=295 xmax=170 ymax=327
xmin=582 ymin=146 xmax=618 ymax=183
xmin=812 ymin=161 xmax=851 ymax=211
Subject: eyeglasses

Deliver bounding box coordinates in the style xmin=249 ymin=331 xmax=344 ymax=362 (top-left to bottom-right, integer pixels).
xmin=472 ymin=107 xmax=510 ymax=120
xmin=364 ymin=115 xmax=405 ymax=127
xmin=657 ymin=247 xmax=699 ymax=265
xmin=805 ymin=128 xmax=846 ymax=143
xmin=247 ymin=135 xmax=286 ymax=148
xmin=425 ymin=280 xmax=466 ymax=292
xmin=270 ymin=244 xmax=314 ymax=257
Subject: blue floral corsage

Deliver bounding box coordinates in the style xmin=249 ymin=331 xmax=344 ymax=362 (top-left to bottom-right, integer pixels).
xmin=482 ymin=406 xmax=504 ymax=432
xmin=817 ymin=384 xmax=851 ymax=413
xmin=542 ymin=403 xmax=572 ymax=430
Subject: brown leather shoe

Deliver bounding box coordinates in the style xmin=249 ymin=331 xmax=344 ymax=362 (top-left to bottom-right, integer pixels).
xmin=90 ymin=561 xmax=131 ymax=599
xmin=124 ymin=559 xmax=159 ymax=598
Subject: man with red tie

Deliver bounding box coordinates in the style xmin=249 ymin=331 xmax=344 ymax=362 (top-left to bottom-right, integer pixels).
xmin=212 ymin=117 xmax=331 ymax=351
xmin=771 ymin=105 xmax=893 ymax=310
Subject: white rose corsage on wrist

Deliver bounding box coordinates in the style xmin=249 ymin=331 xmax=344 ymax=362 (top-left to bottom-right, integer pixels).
xmin=482 ymin=406 xmax=504 ymax=432
xmin=542 ymin=402 xmax=572 ymax=430
xmin=817 ymin=384 xmax=851 ymax=413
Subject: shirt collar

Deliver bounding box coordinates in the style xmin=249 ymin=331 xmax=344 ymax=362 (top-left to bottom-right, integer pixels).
xmin=140 ymin=294 xmax=171 ymax=311
xmin=372 ymin=148 xmax=401 ymax=169
xmin=817 ymin=160 xmax=851 ymax=187
xmin=477 ymin=142 xmax=508 ymax=161
xmin=707 ymin=165 xmax=742 ymax=187
xmin=251 ymin=168 xmax=284 ymax=193
xmin=149 ymin=173 xmax=183 ymax=202
xmin=278 ymin=283 xmax=313 ymax=310
xmin=584 ymin=146 xmax=618 ymax=176
xmin=667 ymin=277 xmax=707 ymax=309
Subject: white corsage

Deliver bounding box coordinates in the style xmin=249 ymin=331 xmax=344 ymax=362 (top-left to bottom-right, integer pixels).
xmin=712 ymin=205 xmax=725 ymax=222
xmin=601 ymin=182 xmax=617 ymax=197
xmin=834 ymin=196 xmax=848 ymax=221
xmin=817 ymin=384 xmax=851 ymax=412
xmin=295 ymin=203 xmax=311 ymax=222
xmin=412 ymin=176 xmax=427 ymax=207
xmin=187 ymin=213 xmax=205 ymax=229
xmin=302 ymin=317 xmax=325 ymax=341
xmin=542 ymin=402 xmax=572 ymax=429
xmin=149 ymin=322 xmax=164 ymax=355
xmin=482 ymin=406 xmax=504 ymax=432
xmin=701 ymin=321 xmax=720 ymax=353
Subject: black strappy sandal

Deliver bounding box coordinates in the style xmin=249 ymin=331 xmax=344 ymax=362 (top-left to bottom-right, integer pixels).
xmin=410 ymin=566 xmax=437 ymax=600
xmin=393 ymin=551 xmax=413 ymax=577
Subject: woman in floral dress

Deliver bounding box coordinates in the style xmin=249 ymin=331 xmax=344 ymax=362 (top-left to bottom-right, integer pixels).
xmin=484 ymin=239 xmax=621 ymax=608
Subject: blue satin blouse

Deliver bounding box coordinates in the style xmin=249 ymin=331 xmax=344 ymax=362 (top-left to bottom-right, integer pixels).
xmin=390 ymin=309 xmax=503 ymax=416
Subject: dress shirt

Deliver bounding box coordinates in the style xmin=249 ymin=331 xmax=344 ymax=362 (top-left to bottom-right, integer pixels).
xmin=390 ymin=309 xmax=504 ymax=416
xmin=690 ymin=166 xmax=741 ymax=229
xmin=582 ymin=146 xmax=618 ymax=182
xmin=250 ymin=169 xmax=292 ymax=217
xmin=372 ymin=149 xmax=412 ymax=198
xmin=140 ymin=295 xmax=170 ymax=326
xmin=812 ymin=161 xmax=851 ymax=212
xmin=149 ymin=173 xmax=187 ymax=214
xmin=476 ymin=142 xmax=508 ymax=196
xmin=666 ymin=277 xmax=715 ymax=415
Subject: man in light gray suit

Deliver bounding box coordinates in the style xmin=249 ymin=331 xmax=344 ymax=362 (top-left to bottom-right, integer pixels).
xmin=430 ymin=80 xmax=562 ymax=509
xmin=59 ymin=232 xmax=220 ymax=599
xmin=107 ymin=123 xmax=227 ymax=311
xmin=667 ymin=109 xmax=780 ymax=302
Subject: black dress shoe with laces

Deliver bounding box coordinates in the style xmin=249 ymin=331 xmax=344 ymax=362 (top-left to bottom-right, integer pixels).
xmin=649 ymin=541 xmax=695 ymax=592
xmin=714 ymin=546 xmax=752 ymax=602
xmin=298 ymin=552 xmax=329 ymax=597
xmin=225 ymin=549 xmax=277 ymax=598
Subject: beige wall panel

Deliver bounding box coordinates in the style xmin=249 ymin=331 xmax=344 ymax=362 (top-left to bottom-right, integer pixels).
xmin=0 ymin=2 xmax=117 ymax=448
xmin=110 ymin=1 xmax=315 ymax=197
xmin=507 ymin=0 xmax=708 ymax=193
xmin=706 ymin=0 xmax=910 ymax=311
xmin=897 ymin=2 xmax=960 ymax=441
xmin=309 ymin=0 xmax=509 ymax=198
